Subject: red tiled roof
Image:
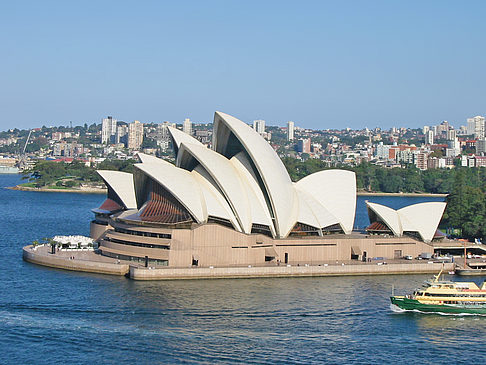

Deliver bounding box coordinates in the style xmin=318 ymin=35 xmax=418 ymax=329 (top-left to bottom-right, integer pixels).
xmin=98 ymin=198 xmax=123 ymax=212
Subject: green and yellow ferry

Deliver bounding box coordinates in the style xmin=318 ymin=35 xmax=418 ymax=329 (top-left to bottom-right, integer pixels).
xmin=391 ymin=269 xmax=486 ymax=314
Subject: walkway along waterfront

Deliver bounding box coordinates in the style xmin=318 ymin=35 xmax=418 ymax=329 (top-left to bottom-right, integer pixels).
xmin=23 ymin=244 xmax=454 ymax=280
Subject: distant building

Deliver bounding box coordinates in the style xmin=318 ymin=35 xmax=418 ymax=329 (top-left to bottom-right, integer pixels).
xmin=183 ymin=118 xmax=192 ymax=135
xmin=253 ymin=120 xmax=265 ymax=134
xmin=467 ymin=116 xmax=485 ymax=139
xmin=414 ymin=152 xmax=428 ymax=170
xmin=102 ymin=116 xmax=117 ymax=144
xmin=115 ymin=124 xmax=129 ymax=145
xmin=425 ymin=130 xmax=434 ymax=145
xmin=156 ymin=122 xmax=176 ymax=151
xmin=128 ymin=120 xmax=144 ymax=150
xmin=287 ymin=121 xmax=294 ymax=141
xmin=297 ymin=138 xmax=311 ymax=153
xmin=475 ymin=156 xmax=486 ymax=167
xmin=477 ymin=139 xmax=486 ymax=155
xmin=446 ymin=129 xmax=456 ymax=141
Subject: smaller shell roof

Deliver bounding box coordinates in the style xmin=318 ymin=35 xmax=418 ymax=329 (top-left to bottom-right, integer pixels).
xmin=296 ymin=170 xmax=356 ymax=234
xmin=97 ymin=170 xmax=137 ymax=209
xmin=133 ymin=162 xmax=206 ymax=224
xmin=398 ymin=202 xmax=447 ymax=243
xmin=366 ymin=201 xmax=447 ymax=243
xmin=366 ymin=202 xmax=402 ymax=237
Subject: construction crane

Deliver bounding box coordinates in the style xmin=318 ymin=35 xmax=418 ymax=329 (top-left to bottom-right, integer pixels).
xmin=18 ymin=129 xmax=33 ymax=171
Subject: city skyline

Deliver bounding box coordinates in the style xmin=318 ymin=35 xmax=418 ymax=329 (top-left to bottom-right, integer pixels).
xmin=1 ymin=1 xmax=485 ymax=130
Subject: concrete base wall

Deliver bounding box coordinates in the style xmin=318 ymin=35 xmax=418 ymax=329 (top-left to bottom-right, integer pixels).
xmin=23 ymin=246 xmax=129 ymax=275
xmin=96 ymin=221 xmax=435 ymax=268
xmin=130 ymin=262 xmax=454 ymax=280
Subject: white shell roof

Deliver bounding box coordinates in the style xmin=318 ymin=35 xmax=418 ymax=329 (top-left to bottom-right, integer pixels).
xmin=296 ymin=170 xmax=356 ymax=234
xmin=398 ymin=202 xmax=447 ymax=243
xmin=295 ymin=187 xmax=340 ymax=230
xmin=133 ymin=162 xmax=207 ymax=223
xmin=367 ymin=201 xmax=447 ymax=243
xmin=177 ymin=142 xmax=253 ymax=234
xmin=97 ymin=170 xmax=137 ymax=209
xmin=213 ymin=111 xmax=298 ymax=238
xmin=366 ymin=202 xmax=402 ymax=236
xmin=230 ymin=152 xmax=276 ymax=236
xmin=137 ymin=152 xmax=165 ymax=164
xmin=191 ymin=167 xmax=242 ymax=232
xmin=167 ymin=126 xmax=202 ymax=154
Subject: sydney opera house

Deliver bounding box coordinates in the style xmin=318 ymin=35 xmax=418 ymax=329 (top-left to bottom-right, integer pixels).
xmin=90 ymin=112 xmax=447 ymax=267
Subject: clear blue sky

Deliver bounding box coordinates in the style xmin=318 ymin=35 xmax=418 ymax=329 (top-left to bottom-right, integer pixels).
xmin=1 ymin=0 xmax=485 ymax=130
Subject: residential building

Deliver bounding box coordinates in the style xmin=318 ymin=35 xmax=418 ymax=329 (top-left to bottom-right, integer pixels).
xmin=101 ymin=116 xmax=117 ymax=144
xmin=128 ymin=120 xmax=144 ymax=150
xmin=467 ymin=116 xmax=485 ymax=139
xmin=253 ymin=119 xmax=265 ymax=134
xmin=183 ymin=118 xmax=192 ymax=136
xmin=287 ymin=121 xmax=294 ymax=141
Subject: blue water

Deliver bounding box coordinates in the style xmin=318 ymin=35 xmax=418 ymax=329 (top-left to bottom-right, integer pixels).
xmin=1 ymin=174 xmax=485 ymax=364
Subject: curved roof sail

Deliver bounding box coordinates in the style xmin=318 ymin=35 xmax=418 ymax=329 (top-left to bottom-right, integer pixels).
xmin=133 ymin=162 xmax=207 ymax=223
xmin=212 ymin=111 xmax=298 ymax=238
xmin=230 ymin=152 xmax=276 ymax=236
xmin=366 ymin=202 xmax=402 ymax=237
xmin=97 ymin=170 xmax=137 ymax=209
xmin=366 ymin=201 xmax=447 ymax=243
xmin=296 ymin=170 xmax=356 ymax=234
xmin=177 ymin=142 xmax=253 ymax=233
xmin=398 ymin=202 xmax=447 ymax=243
xmin=167 ymin=126 xmax=203 ymax=156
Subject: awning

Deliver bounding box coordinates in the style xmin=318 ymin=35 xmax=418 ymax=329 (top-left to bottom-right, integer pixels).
xmin=265 ymin=247 xmax=278 ymax=257
xmin=351 ymin=246 xmax=362 ymax=256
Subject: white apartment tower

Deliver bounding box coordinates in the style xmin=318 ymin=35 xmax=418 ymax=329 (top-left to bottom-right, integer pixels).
xmin=101 ymin=116 xmax=117 ymax=144
xmin=467 ymin=116 xmax=485 ymax=139
xmin=425 ymin=130 xmax=434 ymax=145
xmin=183 ymin=118 xmax=192 ymax=135
xmin=287 ymin=121 xmax=295 ymax=141
xmin=253 ymin=120 xmax=265 ymax=134
xmin=128 ymin=120 xmax=144 ymax=150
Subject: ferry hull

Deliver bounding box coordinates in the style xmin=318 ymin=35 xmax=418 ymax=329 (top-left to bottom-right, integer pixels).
xmin=455 ymin=269 xmax=486 ymax=276
xmin=391 ymin=296 xmax=486 ymax=315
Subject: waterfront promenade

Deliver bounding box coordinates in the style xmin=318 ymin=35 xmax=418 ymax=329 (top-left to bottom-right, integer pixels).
xmin=23 ymin=244 xmax=454 ymax=280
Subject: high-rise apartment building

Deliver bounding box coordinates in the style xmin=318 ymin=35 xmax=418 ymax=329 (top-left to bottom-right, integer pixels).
xmin=115 ymin=123 xmax=129 ymax=145
xmin=467 ymin=116 xmax=485 ymax=139
xmin=101 ymin=116 xmax=117 ymax=144
xmin=287 ymin=121 xmax=294 ymax=141
xmin=477 ymin=139 xmax=486 ymax=155
xmin=157 ymin=122 xmax=176 ymax=151
xmin=253 ymin=120 xmax=265 ymax=134
xmin=425 ymin=130 xmax=434 ymax=145
xmin=128 ymin=120 xmax=144 ymax=150
xmin=183 ymin=118 xmax=192 ymax=135
xmin=446 ymin=129 xmax=456 ymax=141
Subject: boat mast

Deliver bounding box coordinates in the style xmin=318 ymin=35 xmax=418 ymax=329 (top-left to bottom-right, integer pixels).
xmin=464 ymin=241 xmax=467 ymax=268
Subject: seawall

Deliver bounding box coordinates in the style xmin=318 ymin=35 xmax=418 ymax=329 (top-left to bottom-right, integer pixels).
xmin=129 ymin=262 xmax=454 ymax=280
xmin=23 ymin=245 xmax=129 ymax=275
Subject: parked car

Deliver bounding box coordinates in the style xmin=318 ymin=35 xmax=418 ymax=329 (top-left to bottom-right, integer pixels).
xmin=403 ymin=255 xmax=413 ymax=260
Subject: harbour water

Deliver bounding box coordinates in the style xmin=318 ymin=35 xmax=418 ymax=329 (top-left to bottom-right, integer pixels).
xmin=1 ymin=174 xmax=486 ymax=364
